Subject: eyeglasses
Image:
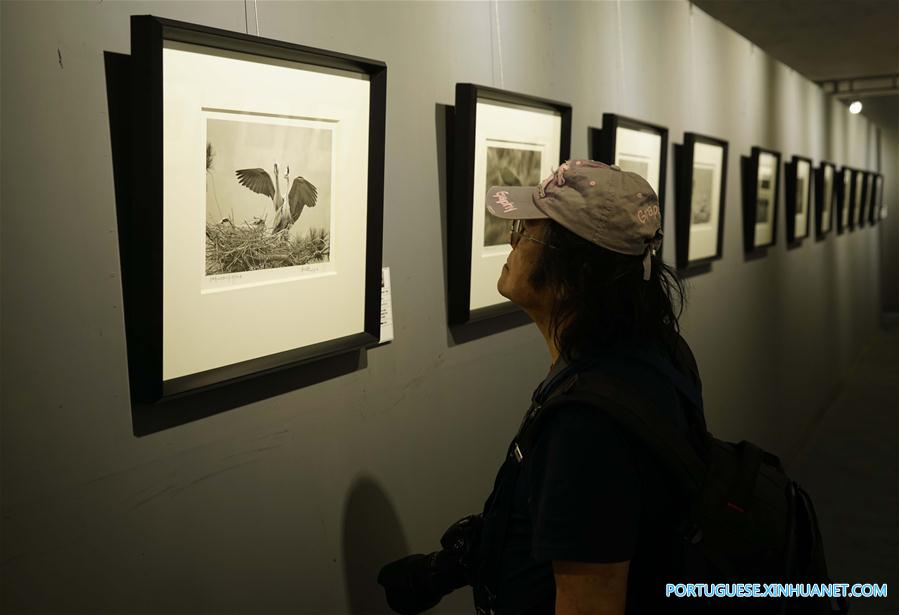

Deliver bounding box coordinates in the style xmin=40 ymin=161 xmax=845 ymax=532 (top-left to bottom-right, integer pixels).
xmin=509 ymin=219 xmax=557 ymax=249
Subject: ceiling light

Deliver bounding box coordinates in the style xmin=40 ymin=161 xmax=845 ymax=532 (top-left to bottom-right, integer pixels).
xmin=849 ymin=101 xmax=863 ymax=114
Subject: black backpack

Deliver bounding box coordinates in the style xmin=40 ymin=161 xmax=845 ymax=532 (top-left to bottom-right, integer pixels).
xmin=511 ymin=339 xmax=849 ymax=615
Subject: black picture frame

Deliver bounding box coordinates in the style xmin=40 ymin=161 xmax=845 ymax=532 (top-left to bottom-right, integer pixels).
xmin=834 ymin=166 xmax=852 ymax=234
xmin=784 ymin=154 xmax=813 ymax=245
xmin=742 ymin=146 xmax=781 ymax=253
xmin=867 ymin=171 xmax=877 ymax=226
xmin=847 ymin=168 xmax=863 ymax=231
xmin=863 ymin=171 xmax=877 ymax=228
xmin=125 ymin=16 xmax=386 ymax=403
xmin=674 ymin=132 xmax=728 ymax=270
xmin=447 ymin=83 xmax=571 ymax=326
xmin=590 ymin=113 xmax=669 ymax=212
xmin=814 ymin=161 xmax=837 ymax=239
xmin=857 ymin=170 xmax=870 ymax=229
xmin=870 ymin=173 xmax=884 ymax=224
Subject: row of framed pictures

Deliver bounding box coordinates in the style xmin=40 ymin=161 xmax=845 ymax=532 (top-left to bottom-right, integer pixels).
xmin=739 ymin=149 xmax=884 ymax=257
xmin=121 ymin=16 xmax=886 ymax=404
xmin=447 ymin=84 xmax=887 ymax=324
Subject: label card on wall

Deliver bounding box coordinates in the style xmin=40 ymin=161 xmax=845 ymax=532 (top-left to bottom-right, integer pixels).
xmin=379 ymin=267 xmax=394 ymax=344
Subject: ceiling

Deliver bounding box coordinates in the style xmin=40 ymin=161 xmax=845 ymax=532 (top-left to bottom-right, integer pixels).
xmin=692 ymin=0 xmax=899 ymax=132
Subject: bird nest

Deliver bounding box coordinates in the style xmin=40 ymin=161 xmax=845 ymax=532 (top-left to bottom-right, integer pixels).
xmin=206 ymin=222 xmax=330 ymax=275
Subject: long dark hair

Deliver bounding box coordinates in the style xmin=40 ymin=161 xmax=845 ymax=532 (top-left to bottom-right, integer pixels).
xmin=529 ymin=220 xmax=686 ymax=362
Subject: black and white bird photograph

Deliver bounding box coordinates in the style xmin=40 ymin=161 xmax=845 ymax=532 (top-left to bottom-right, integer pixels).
xmin=205 ymin=117 xmax=332 ymax=276
xmin=483 ymin=146 xmax=542 ymax=247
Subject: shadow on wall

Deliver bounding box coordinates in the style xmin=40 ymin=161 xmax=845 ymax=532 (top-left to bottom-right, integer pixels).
xmin=342 ymin=475 xmax=409 ymax=614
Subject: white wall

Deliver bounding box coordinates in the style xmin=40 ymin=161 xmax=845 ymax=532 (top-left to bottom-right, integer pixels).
xmin=1 ymin=1 xmax=894 ymax=613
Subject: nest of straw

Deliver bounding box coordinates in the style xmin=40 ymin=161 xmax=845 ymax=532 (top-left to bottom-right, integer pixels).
xmin=206 ymin=222 xmax=330 ymax=275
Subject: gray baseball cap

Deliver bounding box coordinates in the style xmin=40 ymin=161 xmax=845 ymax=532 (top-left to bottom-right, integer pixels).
xmin=485 ymin=159 xmax=663 ymax=280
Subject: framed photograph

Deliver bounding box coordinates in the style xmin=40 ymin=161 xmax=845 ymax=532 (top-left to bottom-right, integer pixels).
xmin=849 ymin=168 xmax=865 ymax=231
xmin=835 ymin=166 xmax=852 ymax=234
xmin=855 ymin=170 xmax=868 ymax=228
xmin=814 ymin=161 xmax=836 ymax=238
xmin=125 ymin=16 xmax=386 ymax=402
xmin=591 ymin=114 xmax=668 ymax=210
xmin=784 ymin=155 xmax=813 ymax=244
xmin=674 ymin=132 xmax=728 ymax=269
xmin=861 ymin=171 xmax=875 ymax=228
xmin=742 ymin=146 xmax=781 ymax=252
xmin=448 ymin=83 xmax=571 ymax=325
xmin=870 ymin=173 xmax=884 ymax=224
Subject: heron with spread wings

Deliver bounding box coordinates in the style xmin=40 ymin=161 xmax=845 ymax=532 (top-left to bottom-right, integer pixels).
xmin=235 ymin=163 xmax=318 ymax=234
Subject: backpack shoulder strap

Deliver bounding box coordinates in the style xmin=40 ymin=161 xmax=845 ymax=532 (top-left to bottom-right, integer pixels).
xmin=510 ymin=357 xmax=602 ymax=462
xmin=514 ymin=367 xmax=708 ymax=497
xmin=610 ymin=337 xmax=708 ymax=435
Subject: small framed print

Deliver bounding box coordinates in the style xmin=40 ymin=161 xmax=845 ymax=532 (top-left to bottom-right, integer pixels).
xmin=861 ymin=171 xmax=875 ymax=228
xmin=855 ymin=170 xmax=868 ymax=228
xmin=448 ymin=83 xmax=571 ymax=325
xmin=742 ymin=146 xmax=781 ymax=252
xmin=590 ymin=114 xmax=668 ymax=210
xmin=814 ymin=161 xmax=836 ymax=238
xmin=674 ymin=132 xmax=728 ymax=270
xmin=870 ymin=173 xmax=884 ymax=224
xmin=125 ymin=16 xmax=386 ymax=402
xmin=835 ymin=166 xmax=852 ymax=234
xmin=784 ymin=155 xmax=813 ymax=244
xmin=849 ymin=168 xmax=865 ymax=231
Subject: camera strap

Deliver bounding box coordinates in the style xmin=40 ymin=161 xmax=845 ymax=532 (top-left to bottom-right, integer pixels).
xmin=473 ymin=356 xmax=605 ymax=613
xmin=511 ymin=356 xmax=602 ymax=462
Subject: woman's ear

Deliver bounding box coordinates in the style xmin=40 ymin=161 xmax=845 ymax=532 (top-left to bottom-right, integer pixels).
xmin=535 ymin=218 xmax=552 ymax=236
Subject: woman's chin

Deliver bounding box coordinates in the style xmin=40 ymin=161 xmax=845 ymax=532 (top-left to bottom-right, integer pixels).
xmin=497 ymin=274 xmax=508 ymax=298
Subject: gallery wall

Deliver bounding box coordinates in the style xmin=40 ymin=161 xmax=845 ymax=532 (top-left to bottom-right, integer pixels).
xmin=1 ymin=1 xmax=895 ymax=613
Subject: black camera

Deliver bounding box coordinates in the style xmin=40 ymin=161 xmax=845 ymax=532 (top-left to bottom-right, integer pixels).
xmin=439 ymin=513 xmax=483 ymax=583
xmin=377 ymin=513 xmax=483 ymax=614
